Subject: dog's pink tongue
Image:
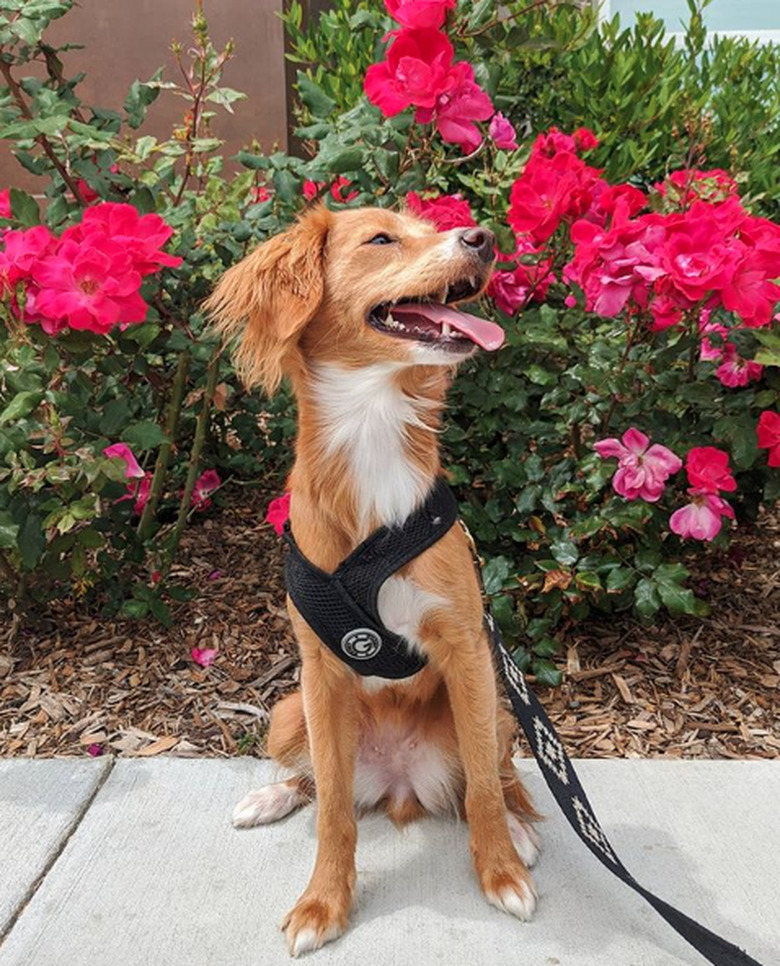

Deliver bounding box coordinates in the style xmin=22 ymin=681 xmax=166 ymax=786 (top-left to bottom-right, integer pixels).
xmin=392 ymin=303 xmax=505 ymax=351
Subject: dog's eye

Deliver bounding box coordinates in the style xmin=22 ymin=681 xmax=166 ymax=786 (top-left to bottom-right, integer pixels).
xmin=366 ymin=233 xmax=395 ymax=246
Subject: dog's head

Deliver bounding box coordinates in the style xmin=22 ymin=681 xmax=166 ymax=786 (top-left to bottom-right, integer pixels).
xmin=206 ymin=204 xmax=504 ymax=394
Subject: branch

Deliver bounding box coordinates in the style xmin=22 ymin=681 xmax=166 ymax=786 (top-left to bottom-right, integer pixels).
xmin=164 ymin=347 xmax=220 ymax=571
xmin=0 ymin=56 xmax=87 ymax=206
xmin=137 ymin=350 xmax=191 ymax=540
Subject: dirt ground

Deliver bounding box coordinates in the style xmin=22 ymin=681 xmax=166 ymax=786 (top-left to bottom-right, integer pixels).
xmin=1 ymin=486 xmax=778 ymax=760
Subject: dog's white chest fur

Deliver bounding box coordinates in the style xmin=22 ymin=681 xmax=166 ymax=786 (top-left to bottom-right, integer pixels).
xmin=313 ymin=362 xmax=431 ymax=529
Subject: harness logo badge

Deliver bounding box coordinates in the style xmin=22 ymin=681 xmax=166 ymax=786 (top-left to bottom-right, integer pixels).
xmin=341 ymin=628 xmax=382 ymax=660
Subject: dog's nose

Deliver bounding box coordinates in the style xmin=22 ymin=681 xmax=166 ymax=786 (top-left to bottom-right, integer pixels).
xmin=459 ymin=227 xmax=496 ymax=263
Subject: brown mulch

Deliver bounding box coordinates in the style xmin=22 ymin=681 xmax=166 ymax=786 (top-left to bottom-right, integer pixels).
xmin=1 ymin=486 xmax=778 ymax=760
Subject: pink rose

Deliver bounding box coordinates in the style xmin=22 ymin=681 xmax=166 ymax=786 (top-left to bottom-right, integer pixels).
xmin=594 ymin=427 xmax=682 ymax=502
xmin=415 ymin=61 xmax=494 ymax=154
xmin=489 ymin=112 xmax=518 ymax=150
xmin=670 ymin=491 xmax=734 ymax=542
xmin=0 ymin=189 xmax=10 ymax=220
xmin=757 ymin=411 xmax=780 ymax=467
xmin=103 ymin=442 xmax=144 ymax=479
xmin=714 ymin=345 xmax=763 ymax=388
xmin=32 ymin=235 xmax=148 ymax=335
xmin=0 ymin=226 xmax=57 ymax=294
xmin=406 ymin=191 xmax=476 ymax=231
xmin=191 ymin=469 xmax=221 ymax=511
xmin=384 ymin=0 xmax=455 ymax=30
xmin=64 ymin=202 xmax=182 ymax=276
xmin=364 ymin=28 xmax=455 ymax=116
xmin=488 ymin=259 xmax=554 ymax=315
xmin=684 ymin=446 xmax=736 ymax=494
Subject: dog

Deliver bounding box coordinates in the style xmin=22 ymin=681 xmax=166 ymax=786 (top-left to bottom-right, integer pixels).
xmin=207 ymin=204 xmax=540 ymax=957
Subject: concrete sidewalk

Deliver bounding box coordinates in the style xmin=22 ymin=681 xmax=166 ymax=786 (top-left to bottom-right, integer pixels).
xmin=0 ymin=759 xmax=777 ymax=966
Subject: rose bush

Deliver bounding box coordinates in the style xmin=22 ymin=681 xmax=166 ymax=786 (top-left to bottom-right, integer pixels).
xmin=278 ymin=0 xmax=780 ymax=682
xmin=2 ymin=0 xmax=779 ymax=682
xmin=0 ymin=1 xmax=296 ymax=622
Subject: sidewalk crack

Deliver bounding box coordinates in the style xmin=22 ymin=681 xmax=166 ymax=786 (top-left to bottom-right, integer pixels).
xmin=0 ymin=757 xmax=116 ymax=947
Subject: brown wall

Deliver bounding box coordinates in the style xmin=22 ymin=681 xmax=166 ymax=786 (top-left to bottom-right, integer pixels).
xmin=0 ymin=0 xmax=288 ymax=190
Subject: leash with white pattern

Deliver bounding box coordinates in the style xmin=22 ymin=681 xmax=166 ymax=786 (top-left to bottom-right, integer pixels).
xmin=484 ymin=607 xmax=765 ymax=966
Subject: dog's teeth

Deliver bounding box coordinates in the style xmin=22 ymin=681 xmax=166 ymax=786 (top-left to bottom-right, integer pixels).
xmin=442 ymin=322 xmax=451 ymax=337
xmin=384 ymin=313 xmax=406 ymax=332
xmin=441 ymin=287 xmax=449 ymax=303
xmin=470 ymin=276 xmax=477 ymax=289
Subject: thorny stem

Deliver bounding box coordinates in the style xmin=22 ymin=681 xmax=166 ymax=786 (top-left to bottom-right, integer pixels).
xmin=137 ymin=350 xmax=191 ymax=540
xmin=164 ymin=347 xmax=220 ymax=573
xmin=0 ymin=56 xmax=87 ymax=205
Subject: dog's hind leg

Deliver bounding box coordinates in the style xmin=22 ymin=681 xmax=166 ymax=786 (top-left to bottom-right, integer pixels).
xmin=232 ymin=690 xmax=314 ymax=828
xmin=233 ymin=774 xmax=313 ymax=828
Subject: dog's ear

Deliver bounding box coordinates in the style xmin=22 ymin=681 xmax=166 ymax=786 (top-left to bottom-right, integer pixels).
xmin=206 ymin=204 xmax=331 ymax=394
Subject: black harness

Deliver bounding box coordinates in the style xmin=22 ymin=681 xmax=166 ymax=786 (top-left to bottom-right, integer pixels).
xmin=283 ymin=477 xmax=456 ymax=679
xmin=283 ymin=480 xmax=764 ymax=966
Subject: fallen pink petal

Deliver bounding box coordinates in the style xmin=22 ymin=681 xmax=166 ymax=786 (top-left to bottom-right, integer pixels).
xmin=266 ymin=492 xmax=291 ymax=535
xmin=191 ymin=647 xmax=218 ymax=668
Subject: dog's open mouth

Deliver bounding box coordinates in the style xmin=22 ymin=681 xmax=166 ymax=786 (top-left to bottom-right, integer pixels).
xmin=368 ymin=282 xmax=505 ymax=353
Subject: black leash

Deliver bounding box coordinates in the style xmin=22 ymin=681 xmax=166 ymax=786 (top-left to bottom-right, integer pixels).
xmin=485 ymin=608 xmax=764 ymax=966
xmin=283 ymin=480 xmax=766 ymax=966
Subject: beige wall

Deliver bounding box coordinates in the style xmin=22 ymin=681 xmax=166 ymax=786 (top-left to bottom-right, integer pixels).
xmin=0 ymin=0 xmax=288 ymax=190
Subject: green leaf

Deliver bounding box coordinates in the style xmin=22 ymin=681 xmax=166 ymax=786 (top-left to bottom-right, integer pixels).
xmin=655 ymin=579 xmax=697 ymax=616
xmin=100 ymin=399 xmax=132 ymax=436
xmin=9 ymin=188 xmax=40 ymax=227
xmin=532 ymin=637 xmax=560 ymax=658
xmin=654 ymin=562 xmax=689 ymax=584
xmin=490 ymin=593 xmax=516 ymax=634
xmin=123 ymin=420 xmax=168 ymax=450
xmin=120 ymin=599 xmax=149 ymax=619
xmin=482 ymin=555 xmax=512 ymax=594
xmin=574 ymin=571 xmax=602 ymax=592
xmin=150 ymin=596 xmax=173 ymax=627
xmin=11 ymin=16 xmax=41 ymax=45
xmin=510 ymin=646 xmax=532 ymax=672
xmin=532 ymin=659 xmax=563 ymax=687
xmin=235 ymin=151 xmax=268 ymax=171
xmin=18 ymin=514 xmax=45 ymax=569
xmin=0 ymin=391 xmax=43 ymax=425
xmin=754 ymin=347 xmax=780 ymax=368
xmin=325 ymin=146 xmax=366 ymax=173
xmin=297 ymin=72 xmax=337 ymax=118
xmin=272 ymin=168 xmax=300 ymax=204
xmin=606 ymin=566 xmax=637 ymax=592
xmin=77 ymin=528 xmax=104 ymax=549
xmin=125 ymin=74 xmax=161 ymax=128
xmin=0 ymin=512 xmax=20 ymax=550
xmin=634 ymin=577 xmax=661 ymax=620
xmin=550 ymin=538 xmax=578 ymax=566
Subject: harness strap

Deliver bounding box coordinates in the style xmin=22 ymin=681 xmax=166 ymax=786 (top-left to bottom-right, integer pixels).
xmin=283 ymin=478 xmax=458 ymax=679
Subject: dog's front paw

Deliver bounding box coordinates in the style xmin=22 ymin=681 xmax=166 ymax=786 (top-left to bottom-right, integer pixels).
xmin=281 ymin=890 xmax=352 ymax=958
xmin=479 ymin=861 xmax=537 ymax=922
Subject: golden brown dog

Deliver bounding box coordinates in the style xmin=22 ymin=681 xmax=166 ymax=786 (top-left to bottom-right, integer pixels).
xmin=207 ymin=205 xmax=539 ymax=957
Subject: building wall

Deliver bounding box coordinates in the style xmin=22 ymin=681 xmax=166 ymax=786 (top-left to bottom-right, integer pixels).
xmin=0 ymin=0 xmax=288 ymax=190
